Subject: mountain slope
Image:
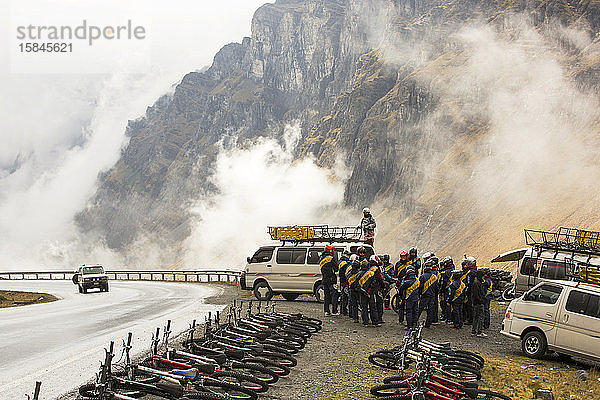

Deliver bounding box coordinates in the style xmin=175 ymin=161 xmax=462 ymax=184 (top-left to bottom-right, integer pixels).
xmin=79 ymin=0 xmax=600 ymax=266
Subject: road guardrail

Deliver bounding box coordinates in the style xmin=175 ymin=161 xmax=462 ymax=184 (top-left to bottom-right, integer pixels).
xmin=0 ymin=269 xmax=241 ymax=284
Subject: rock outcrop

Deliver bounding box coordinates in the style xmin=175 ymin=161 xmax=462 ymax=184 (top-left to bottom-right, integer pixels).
xmin=78 ymin=0 xmax=600 ymax=265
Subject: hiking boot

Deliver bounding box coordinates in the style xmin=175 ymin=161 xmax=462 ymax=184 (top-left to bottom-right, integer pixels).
xmin=325 ymin=312 xmax=331 ymax=316
xmin=477 ymin=333 xmax=488 ymax=338
xmin=353 ymin=319 xmax=360 ymax=323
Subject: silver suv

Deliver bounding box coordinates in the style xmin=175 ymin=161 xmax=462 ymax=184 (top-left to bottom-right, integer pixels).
xmin=72 ymin=265 xmax=109 ymax=293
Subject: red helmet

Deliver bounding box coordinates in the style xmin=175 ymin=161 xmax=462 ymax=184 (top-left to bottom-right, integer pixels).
xmin=400 ymin=251 xmax=408 ymax=259
xmin=324 ymin=245 xmax=335 ymax=254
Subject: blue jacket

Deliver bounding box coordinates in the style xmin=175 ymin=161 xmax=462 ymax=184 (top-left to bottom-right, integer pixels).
xmin=400 ymin=277 xmax=420 ymax=302
xmin=419 ymin=271 xmax=438 ymax=298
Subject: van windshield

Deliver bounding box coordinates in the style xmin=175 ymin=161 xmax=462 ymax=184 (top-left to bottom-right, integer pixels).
xmin=250 ymin=247 xmax=274 ymax=263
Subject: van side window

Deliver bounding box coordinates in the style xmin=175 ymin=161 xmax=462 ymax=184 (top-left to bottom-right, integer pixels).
xmin=540 ymin=260 xmax=568 ymax=280
xmin=307 ymin=248 xmax=324 ymax=264
xmin=250 ymin=247 xmax=274 ymax=263
xmin=520 ymin=257 xmax=537 ymax=276
xmin=277 ymin=248 xmax=307 ymax=264
xmin=526 ymin=284 xmax=562 ymax=304
xmin=566 ymin=290 xmax=600 ymax=319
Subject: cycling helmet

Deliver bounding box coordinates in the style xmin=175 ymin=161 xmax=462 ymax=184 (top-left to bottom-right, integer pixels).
xmin=360 ymin=259 xmax=369 ymax=269
xmin=324 ymin=245 xmax=335 ymax=254
xmin=441 ymin=256 xmax=453 ymax=269
xmin=369 ymin=255 xmax=380 ymax=264
xmin=363 ymin=207 xmax=370 ymax=214
xmin=409 ymin=247 xmax=417 ymax=256
xmin=358 ymin=246 xmax=366 ymax=256
xmin=341 ymin=250 xmax=351 ymax=259
xmin=399 ymin=251 xmax=409 ymax=260
xmin=349 ymin=254 xmax=359 ymax=262
xmin=462 ymin=256 xmax=476 ymax=269
xmin=382 ymin=254 xmax=390 ymax=264
xmin=422 ymin=252 xmax=435 ymax=262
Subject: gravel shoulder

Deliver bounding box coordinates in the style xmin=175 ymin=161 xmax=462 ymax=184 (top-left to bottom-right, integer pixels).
xmin=223 ymin=287 xmax=599 ymax=400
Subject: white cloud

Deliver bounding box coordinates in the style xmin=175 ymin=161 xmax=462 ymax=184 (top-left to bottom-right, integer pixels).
xmin=0 ymin=0 xmax=271 ymax=269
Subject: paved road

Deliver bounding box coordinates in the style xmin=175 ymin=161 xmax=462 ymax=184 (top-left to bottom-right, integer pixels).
xmin=0 ymin=280 xmax=226 ymax=400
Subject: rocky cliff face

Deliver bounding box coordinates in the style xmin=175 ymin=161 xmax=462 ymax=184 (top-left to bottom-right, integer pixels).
xmin=79 ymin=0 xmax=600 ymax=266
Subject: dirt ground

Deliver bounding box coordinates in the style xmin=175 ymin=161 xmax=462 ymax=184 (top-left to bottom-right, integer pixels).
xmin=67 ymin=283 xmax=600 ymax=400
xmin=203 ymin=285 xmax=599 ymax=400
xmin=0 ymin=289 xmax=57 ymax=308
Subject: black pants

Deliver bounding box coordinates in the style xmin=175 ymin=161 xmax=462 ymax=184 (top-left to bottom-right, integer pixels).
xmin=374 ymin=292 xmax=383 ymax=323
xmin=463 ymin=296 xmax=473 ymax=324
xmin=432 ymin=291 xmax=439 ymax=323
xmin=323 ymin=284 xmax=338 ymax=314
xmin=451 ymin=299 xmax=463 ymax=328
xmin=398 ymin=298 xmax=405 ymax=323
xmin=472 ymin=303 xmax=484 ymax=335
xmin=418 ymin=296 xmax=435 ymax=328
xmin=405 ymin=299 xmax=419 ymax=329
xmin=349 ymin=290 xmax=359 ymax=320
xmin=360 ymin=292 xmax=378 ymax=324
xmin=340 ymin=286 xmax=349 ymax=315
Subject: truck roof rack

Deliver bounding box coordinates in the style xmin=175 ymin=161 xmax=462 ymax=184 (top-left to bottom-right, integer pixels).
xmin=524 ymin=227 xmax=600 ymax=257
xmin=268 ymin=225 xmax=363 ymax=244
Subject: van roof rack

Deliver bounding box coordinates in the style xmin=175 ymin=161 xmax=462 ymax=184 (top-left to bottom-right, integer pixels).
xmin=571 ymin=264 xmax=600 ymax=286
xmin=524 ymin=227 xmax=600 ymax=257
xmin=268 ymin=225 xmax=363 ymax=244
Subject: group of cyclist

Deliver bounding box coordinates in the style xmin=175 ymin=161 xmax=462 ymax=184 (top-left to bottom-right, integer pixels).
xmin=319 ymin=244 xmax=494 ymax=338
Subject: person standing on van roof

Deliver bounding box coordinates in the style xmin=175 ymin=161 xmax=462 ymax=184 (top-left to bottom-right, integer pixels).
xmin=439 ymin=257 xmax=455 ymax=323
xmin=320 ymin=245 xmax=339 ymax=316
xmin=399 ymin=268 xmax=420 ymax=329
xmin=471 ymin=270 xmax=487 ymax=337
xmin=482 ymin=268 xmax=493 ymax=331
xmin=347 ymin=255 xmax=361 ymax=323
xmin=407 ymin=247 xmax=422 ymax=276
xmin=359 ymin=208 xmax=376 ymax=246
xmin=338 ymin=251 xmax=351 ymax=316
xmin=449 ymin=271 xmax=466 ymax=329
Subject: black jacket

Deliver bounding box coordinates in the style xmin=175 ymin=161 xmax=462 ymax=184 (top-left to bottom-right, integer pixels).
xmin=471 ymin=277 xmax=486 ymax=305
xmin=320 ymin=253 xmax=338 ymax=285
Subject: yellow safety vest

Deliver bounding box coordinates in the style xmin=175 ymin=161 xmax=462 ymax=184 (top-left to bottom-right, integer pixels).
xmin=359 ymin=266 xmax=378 ymax=288
xmin=405 ymin=279 xmax=420 ymax=299
xmin=422 ymin=273 xmax=438 ymax=293
xmin=319 ymin=255 xmax=333 ymax=268
xmin=453 ymin=281 xmax=466 ymax=301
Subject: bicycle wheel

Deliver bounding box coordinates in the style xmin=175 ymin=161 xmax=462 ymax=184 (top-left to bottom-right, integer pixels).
xmin=212 ymin=370 xmax=269 ymax=393
xmin=242 ymin=357 xmax=291 ymax=376
xmin=259 ymin=350 xmax=297 ymax=367
xmin=263 ymin=338 xmax=299 ymax=354
xmin=370 ymin=382 xmax=410 ymax=397
xmin=382 ymin=375 xmax=410 ymax=384
xmin=198 ymin=378 xmax=258 ymax=400
xmin=79 ymin=384 xmax=99 ymax=399
xmin=439 ymin=363 xmax=481 ymax=381
xmin=181 ymin=391 xmax=228 ymax=399
xmin=368 ymin=353 xmax=400 ymax=369
xmin=475 ymin=389 xmax=513 ymax=400
xmin=262 ymin=342 xmax=297 ymax=355
xmin=449 ymin=350 xmax=485 ymax=368
xmin=231 ymin=361 xmax=279 ymax=384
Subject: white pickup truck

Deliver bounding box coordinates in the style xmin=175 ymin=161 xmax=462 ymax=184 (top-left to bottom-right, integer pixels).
xmin=72 ymin=265 xmax=109 ymax=293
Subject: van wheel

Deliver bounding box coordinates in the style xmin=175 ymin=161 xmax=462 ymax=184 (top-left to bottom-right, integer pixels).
xmin=314 ymin=284 xmax=324 ymax=303
xmin=254 ymin=281 xmax=273 ymax=301
xmin=522 ymin=331 xmax=547 ymax=359
xmin=282 ymin=294 xmax=299 ymax=301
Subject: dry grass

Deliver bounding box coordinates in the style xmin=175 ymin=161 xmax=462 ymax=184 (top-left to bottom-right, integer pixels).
xmin=482 ymin=354 xmax=600 ymax=399
xmin=0 ymin=290 xmax=58 ymax=308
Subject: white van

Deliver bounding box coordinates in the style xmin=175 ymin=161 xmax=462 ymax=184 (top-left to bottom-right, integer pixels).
xmin=501 ymin=280 xmax=600 ymax=362
xmin=492 ymin=227 xmax=600 ymax=296
xmin=240 ymin=225 xmax=374 ymax=301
